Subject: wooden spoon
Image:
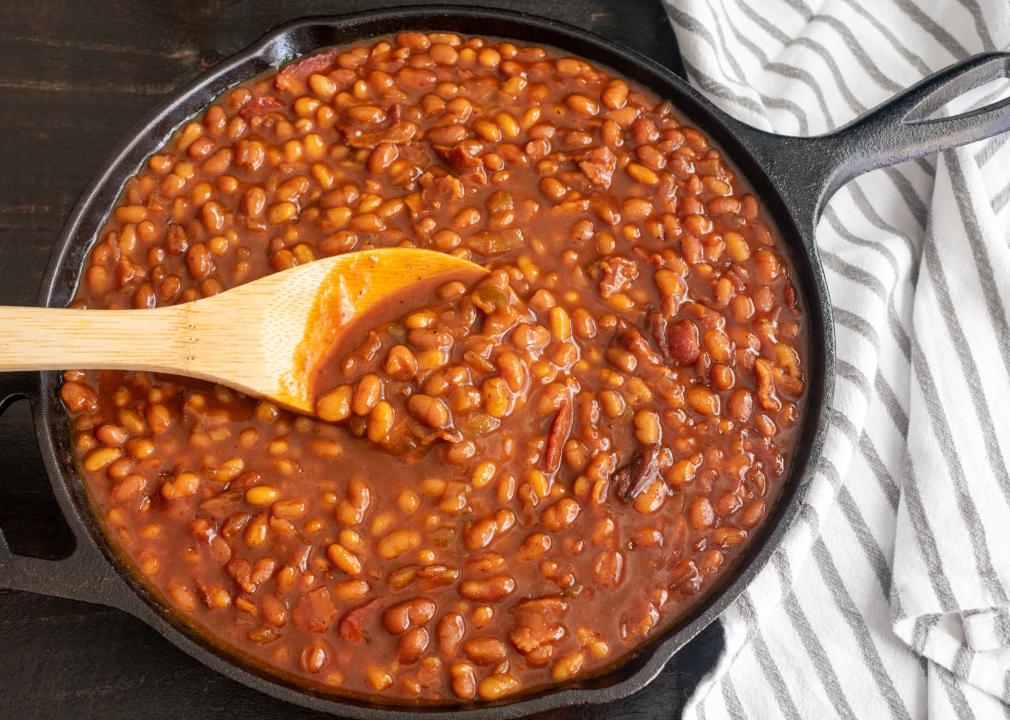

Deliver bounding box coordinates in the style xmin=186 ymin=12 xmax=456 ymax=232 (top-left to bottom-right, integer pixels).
xmin=0 ymin=248 xmax=486 ymax=414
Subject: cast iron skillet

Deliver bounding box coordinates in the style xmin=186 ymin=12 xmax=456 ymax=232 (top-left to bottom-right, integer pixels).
xmin=1 ymin=6 xmax=1008 ymax=718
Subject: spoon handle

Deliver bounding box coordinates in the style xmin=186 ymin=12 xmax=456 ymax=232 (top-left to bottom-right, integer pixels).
xmin=0 ymin=305 xmax=188 ymax=373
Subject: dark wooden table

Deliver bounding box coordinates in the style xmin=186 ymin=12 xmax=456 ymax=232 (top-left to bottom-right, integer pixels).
xmin=0 ymin=1 xmax=720 ymax=717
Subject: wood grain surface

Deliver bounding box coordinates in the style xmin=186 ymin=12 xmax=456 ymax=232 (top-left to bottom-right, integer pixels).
xmin=0 ymin=1 xmax=720 ymax=718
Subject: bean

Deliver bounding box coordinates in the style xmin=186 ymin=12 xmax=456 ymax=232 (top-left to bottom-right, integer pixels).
xmin=477 ymin=47 xmax=501 ymax=68
xmin=547 ymin=306 xmax=572 ymax=341
xmin=272 ymin=498 xmax=306 ymax=519
xmin=367 ymin=143 xmax=397 ymax=174
xmin=465 ymin=516 xmax=497 ymax=550
xmin=496 ymin=351 xmax=527 ymax=392
xmin=728 ymin=389 xmax=753 ymax=422
xmin=552 ymin=651 xmax=585 ymax=681
xmin=431 ymin=43 xmax=459 ymax=65
xmin=713 ymin=525 xmax=748 ymax=547
xmin=667 ymin=457 xmax=700 ymax=487
xmin=378 ymin=529 xmax=421 ymax=559
xmin=592 ymin=549 xmax=624 ymax=587
xmin=472 ymin=119 xmax=501 ymax=143
xmin=446 ymin=438 xmax=476 ymax=466
xmin=316 ymin=385 xmax=352 ymax=421
xmin=427 ymin=124 xmax=468 ymax=145
xmin=245 ymin=485 xmax=279 ymax=506
xmin=478 ymin=673 xmax=520 ymax=700
xmin=633 ymin=410 xmax=662 ymax=444
xmin=107 ymin=457 xmax=134 ymax=480
xmin=686 ymin=386 xmax=720 ymax=416
xmin=459 ymin=575 xmax=515 ymax=601
xmin=333 ymin=579 xmax=370 ymax=601
xmin=94 ymin=424 xmax=128 ymax=447
xmin=244 ymin=514 xmax=269 ymax=546
xmin=690 ymin=496 xmax=715 ymax=530
xmin=396 ymin=626 xmax=429 ymax=665
xmin=394 ymin=489 xmax=419 ymax=515
xmin=327 ymin=543 xmax=362 ymax=576
xmin=114 ymin=205 xmax=147 ymax=223
xmin=367 ymin=401 xmax=394 ymax=443
xmin=711 ymin=364 xmax=734 ymax=390
xmin=668 ymin=319 xmax=700 ymax=365
xmin=723 ymin=230 xmax=750 ymax=261
xmin=352 ymin=375 xmax=382 ymax=416
xmin=633 ymin=474 xmax=667 ymax=513
xmin=146 ymin=404 xmax=172 ymax=434
xmin=437 ymin=612 xmax=466 ymax=654
xmin=169 ymin=582 xmax=197 ymax=612
xmin=345 ymin=104 xmax=383 ymax=123
xmin=566 ymin=94 xmax=599 ymax=116
xmin=407 ymin=394 xmax=450 ymax=428
xmin=365 ymin=666 xmax=393 ymax=691
xmin=463 ymin=636 xmax=507 ymax=665
xmin=112 ymin=474 xmax=146 ymax=502
xmin=602 ymin=80 xmax=629 ymax=109
xmin=480 ymin=377 xmax=511 ymax=419
xmin=268 ymin=201 xmax=297 ymax=224
xmin=382 ymin=597 xmax=436 ymax=634
xmin=83 ymin=447 xmax=121 ymax=472
xmin=306 ymin=439 xmax=341 ymax=460
xmin=541 ymin=498 xmax=580 ymax=532
xmin=468 ymin=460 xmax=496 ymax=488
xmin=496 ymin=113 xmax=520 ymax=138
xmin=161 ymin=472 xmax=199 ymax=501
xmin=739 ymin=499 xmax=766 ymax=529
xmin=598 ymin=390 xmax=626 ymax=419
xmin=627 ymin=162 xmax=658 ymax=185
xmin=450 ymin=663 xmax=477 ymax=699
xmin=520 ymin=532 xmax=552 ymax=561
xmin=61 ymin=382 xmax=98 ymax=413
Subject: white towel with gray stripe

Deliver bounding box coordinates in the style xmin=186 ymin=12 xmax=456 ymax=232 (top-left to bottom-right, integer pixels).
xmin=662 ymin=0 xmax=1010 ymax=717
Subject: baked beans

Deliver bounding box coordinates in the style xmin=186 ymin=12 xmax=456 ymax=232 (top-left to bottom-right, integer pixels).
xmin=63 ymin=32 xmax=805 ymax=702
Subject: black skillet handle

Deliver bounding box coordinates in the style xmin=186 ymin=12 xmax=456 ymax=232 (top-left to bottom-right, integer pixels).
xmin=739 ymin=52 xmax=1010 ymax=233
xmin=0 ymin=375 xmax=126 ymax=609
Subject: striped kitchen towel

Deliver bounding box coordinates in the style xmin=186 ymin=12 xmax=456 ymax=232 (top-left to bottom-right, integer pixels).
xmin=661 ymin=0 xmax=1010 ymax=717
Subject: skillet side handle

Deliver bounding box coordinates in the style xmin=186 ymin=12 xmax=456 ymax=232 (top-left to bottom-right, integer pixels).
xmin=0 ymin=375 xmax=126 ymax=609
xmin=740 ymin=52 xmax=1010 ymax=230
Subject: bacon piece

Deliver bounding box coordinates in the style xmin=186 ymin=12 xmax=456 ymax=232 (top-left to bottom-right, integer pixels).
xmin=198 ymin=491 xmax=244 ymax=520
xmin=418 ymin=427 xmax=464 ymax=446
xmin=420 ymin=173 xmax=464 ymax=204
xmin=274 ymin=49 xmax=339 ymax=92
xmin=338 ymin=598 xmax=379 ymax=642
xmin=239 ymin=95 xmax=283 ymax=119
xmin=541 ymin=398 xmax=573 ymax=474
xmin=509 ymin=594 xmax=568 ymax=666
xmin=597 ymin=256 xmax=639 ymax=298
xmin=226 ymin=557 xmax=254 ymax=594
xmin=578 ymin=146 xmax=617 ymax=188
xmin=615 ymin=443 xmax=661 ymax=501
xmin=344 ymin=120 xmax=418 ymax=149
xmin=292 ymin=586 xmax=337 ymax=633
xmin=648 ymin=312 xmax=671 ymax=361
xmin=783 ymin=280 xmax=800 ymax=315
xmin=620 ymin=594 xmax=661 ymax=638
xmin=622 ymin=329 xmax=664 ymax=366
